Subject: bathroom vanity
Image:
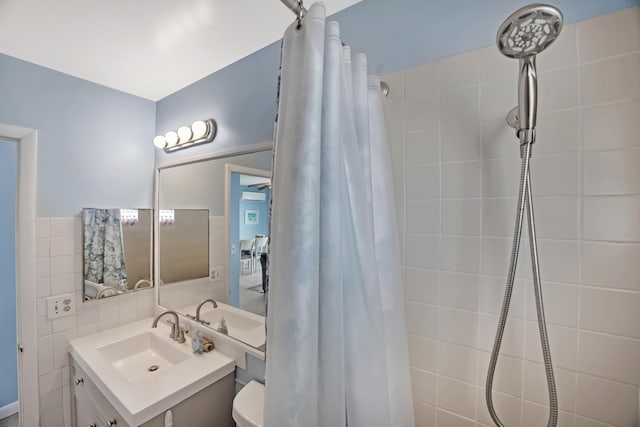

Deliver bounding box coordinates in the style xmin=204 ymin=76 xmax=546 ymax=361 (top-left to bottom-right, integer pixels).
xmin=69 ymin=318 xmax=236 ymax=427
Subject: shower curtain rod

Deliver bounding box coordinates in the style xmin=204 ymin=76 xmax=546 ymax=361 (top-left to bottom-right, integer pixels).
xmin=277 ymin=0 xmax=390 ymax=97
xmin=280 ymin=0 xmax=306 ymax=19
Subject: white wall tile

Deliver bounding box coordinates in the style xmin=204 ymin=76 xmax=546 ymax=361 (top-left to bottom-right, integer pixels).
xmin=534 ymin=109 xmax=580 ymax=155
xmin=525 ymin=282 xmax=578 ymax=328
xmin=584 ymin=150 xmax=640 ymax=196
xmin=536 ymin=240 xmax=580 ymax=284
xmin=50 ymin=255 xmax=74 ymax=276
xmin=50 ymin=237 xmax=74 ymax=257
xmin=522 ymin=401 xmax=575 ymax=427
xmin=50 ymin=218 xmax=77 ymax=237
xmin=524 ymin=322 xmax=577 ymax=370
xmin=531 ymin=197 xmax=579 ymax=240
xmin=480 ymin=78 xmax=517 ymax=122
xmin=439 ymin=308 xmax=477 ymax=347
xmin=441 ymin=87 xmax=479 ymax=126
xmin=442 ymin=199 xmax=480 ymax=236
xmin=578 ymin=331 xmax=640 ymax=385
xmin=576 ymin=374 xmax=638 ymax=426
xmin=481 ymin=238 xmax=529 ymax=279
xmin=578 ymin=8 xmax=640 ymax=63
xmin=530 ymin=153 xmax=579 ymax=197
xmin=481 ymin=117 xmax=519 ymax=160
xmin=405 ymin=235 xmax=440 ymax=269
xmin=580 ymin=53 xmax=640 ymax=106
xmin=583 ymin=196 xmax=640 ymax=242
xmin=440 ymin=236 xmax=480 ymax=274
xmin=477 ymin=351 xmax=522 ymax=397
xmin=438 ymin=341 xmax=477 ymax=384
xmin=523 ymin=361 xmax=576 ymax=411
xmin=580 ymin=288 xmax=640 ymax=339
xmin=481 ymin=158 xmax=520 ymax=197
xmin=478 ymin=275 xmax=526 ymax=319
xmin=406 ymin=164 xmax=440 ymax=200
xmin=406 ymin=97 xmax=440 ymax=132
xmin=477 ymin=314 xmax=524 ymax=358
xmin=477 ymin=45 xmax=517 ymax=84
xmin=414 ymin=401 xmax=436 ymax=427
xmin=407 ymin=200 xmax=440 ymax=235
xmin=437 ymin=376 xmax=476 ymax=419
xmin=412 ymin=368 xmax=438 ymax=406
xmin=440 ymin=271 xmax=479 ymax=311
xmin=436 ymin=409 xmax=475 ymax=427
xmin=50 ymin=273 xmax=75 ymax=295
xmin=438 ymin=51 xmax=478 ymax=91
xmin=406 ymin=302 xmax=438 ymax=339
xmin=581 ymin=242 xmax=640 ymax=291
xmin=405 ymin=268 xmax=439 ymax=305
xmin=476 ymin=389 xmax=522 ymax=427
xmin=538 ymin=67 xmax=579 ymax=113
xmin=442 ymin=123 xmax=481 ymax=162
xmin=582 ymin=101 xmax=640 ymax=151
xmin=442 ymin=161 xmax=481 ymax=198
xmin=36 ymin=238 xmax=50 ymax=259
xmin=406 ymin=129 xmax=440 ymax=165
xmin=408 ymin=334 xmax=438 ymax=373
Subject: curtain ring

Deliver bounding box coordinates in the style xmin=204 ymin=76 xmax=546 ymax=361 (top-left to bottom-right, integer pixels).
xmin=296 ymin=0 xmax=304 ymax=29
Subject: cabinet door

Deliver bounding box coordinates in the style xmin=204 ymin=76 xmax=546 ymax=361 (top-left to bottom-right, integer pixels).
xmin=75 ymin=391 xmax=103 ymax=427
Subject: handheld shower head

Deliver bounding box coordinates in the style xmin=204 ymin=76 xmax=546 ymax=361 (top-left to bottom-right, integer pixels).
xmin=496 ymin=4 xmax=563 ymax=147
xmin=497 ymin=3 xmax=563 ymax=59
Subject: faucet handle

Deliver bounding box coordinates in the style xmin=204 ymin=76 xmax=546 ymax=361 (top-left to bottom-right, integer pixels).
xmin=186 ymin=314 xmax=196 ymax=321
xmin=177 ymin=327 xmax=186 ymax=343
xmin=167 ymin=320 xmax=177 ymax=339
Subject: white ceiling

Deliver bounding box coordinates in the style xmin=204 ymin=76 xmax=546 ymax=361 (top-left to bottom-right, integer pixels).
xmin=0 ymin=0 xmax=361 ymax=101
xmin=240 ymin=175 xmax=270 ymax=187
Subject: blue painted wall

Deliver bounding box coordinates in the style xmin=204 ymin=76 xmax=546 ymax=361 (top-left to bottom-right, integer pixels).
xmin=0 ymin=53 xmax=156 ymax=217
xmin=238 ymin=186 xmax=270 ymax=241
xmin=0 ymin=139 xmax=18 ymax=408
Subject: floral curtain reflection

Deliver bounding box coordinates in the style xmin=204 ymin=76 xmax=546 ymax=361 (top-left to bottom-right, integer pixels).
xmin=83 ymin=208 xmax=128 ymax=291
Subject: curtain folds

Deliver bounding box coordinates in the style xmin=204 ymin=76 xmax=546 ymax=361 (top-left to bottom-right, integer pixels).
xmin=265 ymin=3 xmax=414 ymax=427
xmin=83 ymin=208 xmax=128 ymax=291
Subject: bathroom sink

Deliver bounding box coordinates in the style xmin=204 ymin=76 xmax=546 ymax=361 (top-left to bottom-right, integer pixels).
xmin=69 ymin=318 xmax=236 ymax=426
xmin=97 ymin=332 xmax=190 ymax=384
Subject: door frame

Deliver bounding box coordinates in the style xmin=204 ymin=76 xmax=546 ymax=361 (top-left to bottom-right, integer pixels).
xmin=0 ymin=124 xmax=39 ymax=427
xmin=224 ymin=164 xmax=271 ymax=307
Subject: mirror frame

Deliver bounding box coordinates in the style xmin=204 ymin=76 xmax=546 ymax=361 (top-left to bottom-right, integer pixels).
xmin=154 ymin=140 xmax=273 ymax=358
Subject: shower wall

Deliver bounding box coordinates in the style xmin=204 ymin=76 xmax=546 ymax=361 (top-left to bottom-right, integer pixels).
xmin=384 ymin=7 xmax=640 ymax=427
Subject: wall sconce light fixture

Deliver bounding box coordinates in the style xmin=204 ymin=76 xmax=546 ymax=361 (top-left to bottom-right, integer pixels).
xmin=153 ymin=119 xmax=217 ymax=152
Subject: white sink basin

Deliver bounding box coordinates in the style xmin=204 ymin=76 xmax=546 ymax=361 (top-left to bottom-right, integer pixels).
xmin=191 ymin=302 xmax=265 ymax=349
xmin=97 ymin=332 xmax=190 ymax=384
xmin=69 ymin=318 xmax=236 ymax=426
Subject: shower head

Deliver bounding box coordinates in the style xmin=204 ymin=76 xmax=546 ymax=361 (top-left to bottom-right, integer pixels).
xmin=496 ymin=3 xmax=563 ymax=149
xmin=497 ymin=3 xmax=563 ymax=59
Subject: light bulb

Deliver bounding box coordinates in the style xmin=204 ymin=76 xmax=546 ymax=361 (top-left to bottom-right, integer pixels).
xmin=153 ymin=135 xmax=167 ymax=148
xmin=177 ymin=126 xmax=192 ymax=143
xmin=165 ymin=131 xmax=179 ymax=147
xmin=191 ymin=120 xmax=209 ymax=139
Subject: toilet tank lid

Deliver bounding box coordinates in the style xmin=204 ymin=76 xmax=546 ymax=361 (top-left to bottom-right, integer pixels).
xmin=233 ymin=380 xmax=264 ymax=425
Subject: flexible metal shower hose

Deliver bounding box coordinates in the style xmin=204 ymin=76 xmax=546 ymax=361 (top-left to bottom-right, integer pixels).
xmin=485 ymin=142 xmax=558 ymax=427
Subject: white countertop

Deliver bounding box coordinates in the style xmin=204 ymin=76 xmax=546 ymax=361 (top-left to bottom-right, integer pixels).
xmin=69 ymin=317 xmax=236 ymax=426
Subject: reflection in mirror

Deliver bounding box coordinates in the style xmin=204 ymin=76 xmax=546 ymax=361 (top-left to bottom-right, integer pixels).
xmin=82 ymin=208 xmax=153 ymax=301
xmin=158 ymin=149 xmax=272 ymax=350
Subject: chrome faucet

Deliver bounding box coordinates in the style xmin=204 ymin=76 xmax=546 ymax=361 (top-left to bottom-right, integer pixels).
xmin=151 ymin=310 xmax=185 ymax=343
xmin=195 ymin=299 xmax=218 ymax=324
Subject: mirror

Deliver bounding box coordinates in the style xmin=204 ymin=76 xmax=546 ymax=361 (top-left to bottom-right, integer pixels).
xmin=82 ymin=208 xmax=153 ymax=300
xmin=158 ymin=148 xmax=272 ymax=350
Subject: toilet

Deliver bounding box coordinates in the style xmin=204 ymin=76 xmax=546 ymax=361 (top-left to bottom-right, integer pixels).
xmin=232 ymin=380 xmax=264 ymax=427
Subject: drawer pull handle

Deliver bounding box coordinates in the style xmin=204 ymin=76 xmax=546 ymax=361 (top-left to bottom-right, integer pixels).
xmin=107 ymin=419 xmax=117 ymax=426
xmin=74 ymin=378 xmax=84 ymax=386
xmin=88 ymin=424 xmax=97 ymax=427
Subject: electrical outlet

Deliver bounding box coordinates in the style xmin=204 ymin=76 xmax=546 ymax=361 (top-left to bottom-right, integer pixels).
xmin=210 ymin=266 xmax=223 ymax=282
xmin=46 ymin=293 xmax=76 ymax=320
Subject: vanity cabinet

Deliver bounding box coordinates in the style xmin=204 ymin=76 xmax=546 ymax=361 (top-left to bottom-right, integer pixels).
xmin=71 ymin=357 xmax=235 ymax=427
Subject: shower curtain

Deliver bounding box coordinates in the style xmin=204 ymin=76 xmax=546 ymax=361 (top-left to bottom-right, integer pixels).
xmin=265 ymin=3 xmax=414 ymax=426
xmin=83 ymin=208 xmax=128 ymax=291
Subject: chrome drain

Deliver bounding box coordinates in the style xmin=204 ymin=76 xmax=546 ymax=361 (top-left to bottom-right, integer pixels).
xmin=148 ymin=365 xmax=159 ymax=372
